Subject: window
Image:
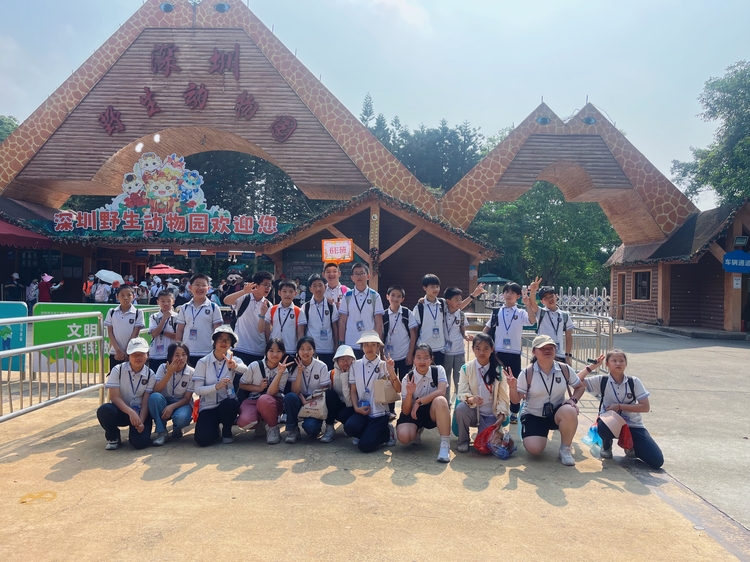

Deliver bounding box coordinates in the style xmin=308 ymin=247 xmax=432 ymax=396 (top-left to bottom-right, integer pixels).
xmin=633 ymin=271 xmax=651 ymax=301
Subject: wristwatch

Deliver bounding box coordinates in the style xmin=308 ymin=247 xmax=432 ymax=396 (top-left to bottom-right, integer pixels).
xmin=565 ymin=353 xmax=573 ymax=357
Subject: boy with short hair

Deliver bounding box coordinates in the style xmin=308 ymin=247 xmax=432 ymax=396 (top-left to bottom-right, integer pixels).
xmin=298 ymin=273 xmax=339 ymax=369
xmin=382 ymin=285 xmax=415 ymax=379
xmin=409 ymin=274 xmax=448 ymax=366
xmin=223 ymin=270 xmax=274 ymax=367
xmin=323 ymin=262 xmax=348 ymax=308
xmin=104 ymin=284 xmax=145 ymax=372
xmin=338 ymin=263 xmax=384 ymax=359
xmin=148 ymin=290 xmax=178 ymax=372
xmin=527 ymin=285 xmax=574 ymax=365
xmin=443 ymin=286 xmax=470 ymax=402
xmin=260 ymin=279 xmax=300 ymax=357
xmin=175 ymin=273 xmax=224 ymax=367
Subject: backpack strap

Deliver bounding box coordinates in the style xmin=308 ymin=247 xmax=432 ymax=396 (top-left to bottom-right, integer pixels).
xmin=536 ymin=308 xmax=546 ymax=334
xmin=490 ymin=307 xmax=500 ymax=329
xmin=236 ymin=295 xmax=253 ymax=321
xmin=561 ymin=310 xmax=570 ymax=332
xmin=556 ymin=361 xmax=574 ymax=398
xmin=524 ymin=365 xmax=533 ymax=393
xmin=401 ymin=307 xmax=410 ymax=331
xmin=627 ymin=377 xmax=636 ymax=402
xmin=430 ymin=365 xmax=439 ymax=388
xmin=270 ymin=304 xmax=278 ymax=322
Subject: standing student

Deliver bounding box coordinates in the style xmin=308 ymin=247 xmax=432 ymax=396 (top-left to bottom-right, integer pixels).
xmin=443 ymin=287 xmax=470 ymax=402
xmin=382 ymin=284 xmax=415 ymax=418
xmin=104 ymin=285 xmax=145 ymax=372
xmin=344 ymin=331 xmax=400 ymax=453
xmin=323 ymin=262 xmax=348 ymax=308
xmin=96 ymin=337 xmax=155 ymax=450
xmin=192 ymin=326 xmax=245 ymax=446
xmin=321 ymin=345 xmax=357 ymax=443
xmin=298 ymin=273 xmax=339 ymax=369
xmin=237 ymin=338 xmax=293 ymax=444
xmin=338 ymin=263 xmax=384 ymax=359
xmin=483 ymin=279 xmax=540 ymax=423
xmin=259 ymin=279 xmax=300 ymax=359
xmin=396 ymin=343 xmax=452 ymax=463
xmin=148 ymin=342 xmax=194 ymax=445
xmin=148 ymin=290 xmax=178 ymax=372
xmin=527 ymin=285 xmax=575 ymax=365
xmin=223 ymin=271 xmax=274 ymax=368
xmin=283 ymin=336 xmax=331 ymax=443
xmin=175 ymin=273 xmax=224 ymax=368
xmin=454 ymin=333 xmax=511 ymax=453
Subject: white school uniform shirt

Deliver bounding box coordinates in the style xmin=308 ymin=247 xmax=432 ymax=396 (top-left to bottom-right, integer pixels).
xmin=583 ymin=374 xmax=650 ymax=428
xmin=409 ymin=298 xmax=446 ymax=352
xmin=324 ymin=283 xmax=348 ymax=306
xmin=339 ymin=287 xmax=385 ymax=350
xmin=148 ymin=310 xmax=178 ymax=359
xmin=486 ymin=305 xmax=529 ymax=354
xmin=473 ymin=359 xmax=496 ymax=416
xmin=104 ymin=304 xmax=145 ymax=355
xmin=401 ymin=365 xmax=448 ymax=401
xmin=298 ymin=298 xmax=339 ymax=354
xmin=384 ymin=307 xmax=410 ymax=361
xmin=192 ymin=352 xmax=247 ymax=411
xmin=233 ymin=293 xmax=270 ymax=356
xmin=176 ymin=299 xmax=223 ymax=357
xmin=349 ymin=357 xmax=389 ymax=418
xmin=105 ymin=363 xmax=155 ymax=410
xmin=444 ymin=309 xmax=469 ymax=357
xmin=537 ymin=307 xmax=574 ymax=357
xmin=264 ymin=304 xmax=299 ymax=355
xmin=154 ymin=363 xmax=195 ymax=400
xmin=517 ymin=361 xmax=581 ymax=417
xmin=295 ymin=358 xmax=331 ymax=397
xmin=239 ymin=359 xmax=290 ymax=400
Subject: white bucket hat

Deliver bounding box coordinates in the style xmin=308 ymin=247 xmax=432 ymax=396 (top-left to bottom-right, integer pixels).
xmin=333 ymin=345 xmax=356 ymax=360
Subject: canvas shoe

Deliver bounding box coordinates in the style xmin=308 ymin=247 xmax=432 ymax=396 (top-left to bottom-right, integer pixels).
xmin=600 ymin=446 xmax=613 ymax=459
xmin=266 ymin=426 xmax=281 ymax=445
xmin=437 ymin=441 xmax=451 ymax=463
xmin=456 ymin=442 xmax=469 ymax=453
xmin=105 ymin=439 xmax=121 ymax=451
xmin=386 ymin=423 xmax=397 ymax=446
xmin=254 ymin=422 xmax=266 ymax=437
xmin=352 ymin=437 xmax=359 ymax=446
xmin=412 ymin=427 xmax=424 ymax=445
xmin=320 ymin=424 xmax=336 ymax=443
xmin=153 ymin=431 xmax=168 ymax=446
xmin=222 ymin=436 xmax=235 ymax=444
xmin=285 ymin=427 xmax=300 ymax=444
xmin=558 ymin=444 xmax=575 ymax=466
xmin=172 ymin=427 xmax=183 ymax=439
xmin=625 ymin=448 xmax=636 ymax=458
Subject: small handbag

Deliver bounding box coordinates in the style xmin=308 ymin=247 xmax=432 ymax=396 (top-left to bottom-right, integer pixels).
xmin=299 ymin=391 xmax=328 ymax=420
xmin=373 ymin=377 xmax=400 ymax=404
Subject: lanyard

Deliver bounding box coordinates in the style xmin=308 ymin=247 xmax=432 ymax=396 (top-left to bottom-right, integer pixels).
xmin=609 ymin=378 xmax=629 ymax=404
xmin=538 ymin=367 xmax=556 ymax=399
xmin=215 ymin=359 xmax=227 ymax=382
xmin=171 ymin=368 xmax=186 ymax=396
xmin=477 ymin=364 xmax=492 ymax=393
xmin=354 ymin=289 xmax=369 ymax=316
xmin=362 ymin=360 xmax=379 ymax=390
xmin=190 ymin=303 xmax=206 ymax=323
xmin=426 ymin=301 xmax=439 ymax=323
xmin=502 ymin=306 xmax=516 ymax=334
xmin=314 ymin=300 xmax=327 ymax=326
xmin=389 ymin=311 xmax=401 ymax=339
xmin=445 ymin=310 xmax=460 ymax=335
xmin=278 ymin=306 xmax=294 ymax=332
xmin=302 ymin=363 xmax=313 ymax=392
xmin=546 ymin=309 xmax=562 ymax=336
xmin=127 ymin=367 xmax=142 ymax=396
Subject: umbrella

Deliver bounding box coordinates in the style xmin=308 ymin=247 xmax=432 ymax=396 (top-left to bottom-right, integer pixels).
xmin=477 ymin=273 xmax=513 ymax=285
xmin=147 ymin=264 xmax=187 ymax=275
xmin=95 ymin=269 xmax=124 ymax=285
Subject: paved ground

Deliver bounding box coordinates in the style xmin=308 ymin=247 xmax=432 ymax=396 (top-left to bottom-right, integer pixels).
xmin=0 ymin=331 xmax=748 ymax=561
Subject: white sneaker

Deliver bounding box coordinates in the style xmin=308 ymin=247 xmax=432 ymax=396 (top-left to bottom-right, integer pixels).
xmin=352 ymin=437 xmax=359 ymax=446
xmin=558 ymin=444 xmax=575 ymax=466
xmin=153 ymin=431 xmax=168 ymax=446
xmin=437 ymin=441 xmax=451 ymax=463
xmin=266 ymin=426 xmax=280 ymax=444
xmin=412 ymin=427 xmax=424 ymax=445
xmin=456 ymin=442 xmax=469 ymax=453
xmin=105 ymin=439 xmax=120 ymax=451
xmin=285 ymin=427 xmax=300 ymax=444
xmin=320 ymin=424 xmax=336 ymax=443
xmin=387 ymin=423 xmax=396 ymax=446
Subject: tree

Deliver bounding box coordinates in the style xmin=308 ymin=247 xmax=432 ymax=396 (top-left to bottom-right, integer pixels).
xmin=359 ymin=93 xmax=375 ymax=127
xmin=672 ymin=61 xmax=750 ymax=205
xmin=0 ymin=115 xmax=19 ymax=143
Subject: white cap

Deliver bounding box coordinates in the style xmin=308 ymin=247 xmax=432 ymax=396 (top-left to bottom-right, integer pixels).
xmin=11 ymin=272 xmax=19 ymax=279
xmin=126 ymin=337 xmax=150 ymax=354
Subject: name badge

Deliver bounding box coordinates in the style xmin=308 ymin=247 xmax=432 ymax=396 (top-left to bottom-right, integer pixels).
xmin=444 ymin=340 xmax=452 ymax=351
xmin=156 ymin=344 xmax=165 ymax=355
xmin=189 ymin=328 xmax=198 ymax=341
xmin=503 ymin=338 xmax=511 ymax=349
xmin=432 ymin=327 xmax=440 ymax=338
xmin=385 ymin=344 xmax=394 ymax=356
xmin=320 ymin=329 xmax=329 ymax=341
xmin=356 ymin=320 xmax=364 ymax=331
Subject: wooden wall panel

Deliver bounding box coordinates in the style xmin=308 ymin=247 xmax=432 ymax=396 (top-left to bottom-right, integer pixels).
xmin=698 ymin=253 xmax=725 ymax=331
xmin=670 ymin=264 xmax=699 ymax=327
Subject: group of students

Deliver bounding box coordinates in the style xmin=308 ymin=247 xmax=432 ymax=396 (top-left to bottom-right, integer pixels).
xmin=96 ymin=263 xmax=664 ymax=469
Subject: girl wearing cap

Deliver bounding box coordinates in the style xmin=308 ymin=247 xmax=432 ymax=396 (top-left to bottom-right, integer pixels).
xmin=579 ymin=349 xmax=663 ymax=468
xmin=283 ymin=336 xmax=331 ymax=443
xmin=148 ymin=342 xmax=194 ymax=446
xmin=96 ymin=337 xmax=155 ymax=450
xmin=508 ymin=334 xmax=600 ymax=466
xmin=237 ymin=338 xmax=294 ymax=445
xmin=192 ymin=326 xmax=246 ymax=446
xmin=455 ymin=333 xmax=510 ymax=453
xmin=397 ymin=343 xmax=453 ymax=463
xmin=321 ymin=345 xmax=356 ymax=443
xmin=344 ymin=330 xmax=400 ymax=453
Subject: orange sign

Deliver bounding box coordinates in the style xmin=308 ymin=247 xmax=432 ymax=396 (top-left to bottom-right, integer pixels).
xmin=322 ymin=238 xmax=353 ymax=263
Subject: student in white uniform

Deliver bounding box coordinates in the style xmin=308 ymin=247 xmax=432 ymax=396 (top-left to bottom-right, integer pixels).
xmin=409 ymin=274 xmax=448 ymax=366
xmin=260 ymin=279 xmax=300 ymax=359
xmin=104 ymin=285 xmax=145 ymax=371
xmin=454 ymin=333 xmax=510 ymax=453
xmin=508 ymin=334 xmax=590 ymax=466
xmin=192 ymin=326 xmax=246 ymax=446
xmin=237 ymin=338 xmax=293 ymax=445
xmin=338 ymin=263 xmax=384 ymax=359
xmin=96 ymin=337 xmax=155 ymax=450
xmin=527 ymin=285 xmax=575 ymax=364
xmin=148 ymin=342 xmax=194 ymax=445
xmin=321 ymin=345 xmax=356 ymax=443
xmin=580 ymin=349 xmax=663 ymax=468
xmin=383 ymin=284 xmax=416 ymax=418
xmin=176 ymin=273 xmax=224 ymax=367
xmin=283 ymin=336 xmax=331 ymax=443
xmin=396 ymin=343 xmax=452 ymax=463
xmin=298 ymin=274 xmax=339 ymax=369
xmin=148 ymin=290 xmax=178 ymax=373
xmin=223 ymin=270 xmax=274 ymax=368
xmin=442 ymin=286 xmax=471 ymax=402
xmin=323 ymin=262 xmax=348 ymax=308
xmin=344 ymin=331 xmax=400 ymax=453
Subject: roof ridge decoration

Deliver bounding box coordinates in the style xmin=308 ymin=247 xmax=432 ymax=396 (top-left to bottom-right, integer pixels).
xmin=0 ymin=0 xmax=438 ymax=214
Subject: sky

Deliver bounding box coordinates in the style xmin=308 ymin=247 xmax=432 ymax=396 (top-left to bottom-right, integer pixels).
xmin=1 ymin=0 xmax=748 ymax=211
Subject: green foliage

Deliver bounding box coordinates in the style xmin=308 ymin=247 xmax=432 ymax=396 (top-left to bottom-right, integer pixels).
xmin=62 ymin=195 xmax=112 ymax=211
xmin=672 ymin=61 xmax=750 ymax=205
xmin=0 ymin=115 xmax=19 ymax=143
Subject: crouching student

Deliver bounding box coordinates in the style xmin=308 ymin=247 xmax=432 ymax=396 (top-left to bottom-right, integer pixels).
xmin=507 ymin=334 xmax=589 ymax=467
xmin=321 ymin=345 xmax=357 ymax=443
xmin=396 ymin=343 xmax=452 ymax=463
xmin=344 ymin=331 xmax=400 ymax=453
xmin=96 ymin=337 xmax=155 ymax=450
xmin=192 ymin=326 xmax=246 ymax=446
xmin=237 ymin=338 xmax=293 ymax=445
xmin=455 ymin=333 xmax=510 ymax=453
xmin=148 ymin=342 xmax=194 ymax=446
xmin=283 ymin=336 xmax=331 ymax=443
xmin=580 ymin=349 xmax=663 ymax=469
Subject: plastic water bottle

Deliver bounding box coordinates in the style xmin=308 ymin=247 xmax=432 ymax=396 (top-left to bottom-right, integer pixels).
xmin=225 ymin=376 xmax=235 ymax=399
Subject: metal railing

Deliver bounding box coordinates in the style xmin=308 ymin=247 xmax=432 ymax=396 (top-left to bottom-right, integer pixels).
xmin=0 ymin=312 xmax=106 ymax=423
xmin=611 ymin=302 xmax=659 ymax=332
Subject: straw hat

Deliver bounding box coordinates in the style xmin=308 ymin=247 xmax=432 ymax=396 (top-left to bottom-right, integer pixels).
xmin=599 ymin=410 xmax=626 ymax=438
xmin=356 ymin=330 xmax=383 ymax=346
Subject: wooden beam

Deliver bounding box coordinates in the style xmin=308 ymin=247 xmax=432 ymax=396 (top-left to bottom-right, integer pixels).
xmin=368 ymin=204 xmax=380 ymax=291
xmin=326 ymin=226 xmax=370 ymax=263
xmin=736 ymin=205 xmax=750 ymax=234
xmin=379 ymin=226 xmax=421 ymax=262
xmin=708 ymin=242 xmax=725 ymax=263
xmin=724 ymin=219 xmax=743 ymax=331
xmin=657 ymin=262 xmax=671 ymax=326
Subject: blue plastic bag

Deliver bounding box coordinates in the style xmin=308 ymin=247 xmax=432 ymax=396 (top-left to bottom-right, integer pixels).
xmin=451 ymin=396 xmax=460 ymax=437
xmin=582 ymin=423 xmax=603 ymax=448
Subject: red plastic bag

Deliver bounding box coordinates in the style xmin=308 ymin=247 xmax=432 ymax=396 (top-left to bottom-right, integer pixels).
xmin=473 ymin=425 xmax=495 ymax=455
xmin=192 ymin=399 xmax=200 ymax=423
xmin=618 ymin=424 xmax=634 ymax=450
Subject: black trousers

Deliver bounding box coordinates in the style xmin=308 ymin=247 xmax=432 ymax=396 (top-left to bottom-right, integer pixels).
xmin=325 ymin=389 xmax=355 ymax=425
xmin=497 ymin=351 xmax=522 ymax=414
xmin=344 ymin=413 xmax=390 ymax=453
xmin=96 ymin=403 xmax=152 ymax=449
xmin=194 ymin=398 xmax=239 ymax=447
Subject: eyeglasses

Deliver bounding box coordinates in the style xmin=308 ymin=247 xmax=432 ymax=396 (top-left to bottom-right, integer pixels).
xmin=259 ymin=283 xmax=272 ymax=288
xmin=351 ymin=272 xmax=367 ymax=277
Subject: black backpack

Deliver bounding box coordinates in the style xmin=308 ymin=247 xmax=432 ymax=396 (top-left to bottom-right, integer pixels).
xmin=536 ymin=308 xmax=571 ymax=334
xmin=417 ymin=298 xmax=445 ymax=333
xmin=303 ymin=300 xmax=335 ymax=335
xmin=229 ymin=295 xmax=259 ymax=330
xmin=382 ymin=306 xmax=410 ymax=342
xmin=597 ymin=375 xmax=636 ymax=413
xmin=408 ymin=365 xmax=440 ymax=388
